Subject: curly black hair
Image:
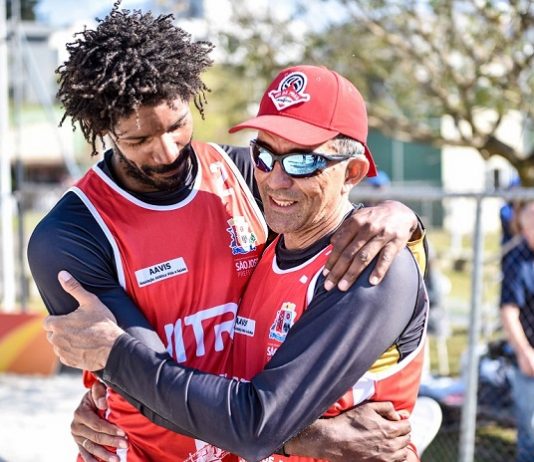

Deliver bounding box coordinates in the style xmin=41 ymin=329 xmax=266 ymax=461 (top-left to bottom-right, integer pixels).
xmin=57 ymin=0 xmax=214 ymax=155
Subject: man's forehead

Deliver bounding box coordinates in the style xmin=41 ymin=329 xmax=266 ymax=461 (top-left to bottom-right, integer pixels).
xmin=114 ymin=100 xmax=191 ymax=135
xmin=257 ymin=130 xmax=332 ymax=151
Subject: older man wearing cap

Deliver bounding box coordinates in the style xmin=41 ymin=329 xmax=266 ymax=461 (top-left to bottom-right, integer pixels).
xmin=44 ymin=65 xmax=427 ymax=462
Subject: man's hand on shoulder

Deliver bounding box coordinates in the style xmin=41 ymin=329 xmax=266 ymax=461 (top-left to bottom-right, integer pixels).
xmin=284 ymin=401 xmax=411 ymax=462
xmin=43 ymin=271 xmax=123 ymax=371
xmin=324 ymin=200 xmax=420 ymax=291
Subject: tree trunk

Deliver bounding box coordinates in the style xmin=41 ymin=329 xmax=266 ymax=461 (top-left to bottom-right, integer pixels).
xmin=515 ymin=162 xmax=534 ymax=188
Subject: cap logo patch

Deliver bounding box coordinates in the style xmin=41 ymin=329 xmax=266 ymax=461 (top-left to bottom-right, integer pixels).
xmin=268 ymin=72 xmax=310 ymax=111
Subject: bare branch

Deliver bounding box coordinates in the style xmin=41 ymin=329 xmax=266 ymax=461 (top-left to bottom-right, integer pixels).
xmin=358 ymin=10 xmax=467 ymax=124
xmin=220 ymin=0 xmax=534 ymax=178
xmin=480 ymin=135 xmax=521 ymax=162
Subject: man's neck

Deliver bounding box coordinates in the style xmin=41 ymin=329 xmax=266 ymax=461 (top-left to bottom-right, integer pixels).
xmin=110 ymin=152 xmax=146 ymax=193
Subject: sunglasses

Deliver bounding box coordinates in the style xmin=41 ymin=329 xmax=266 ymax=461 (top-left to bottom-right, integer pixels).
xmin=250 ymin=139 xmax=352 ymax=178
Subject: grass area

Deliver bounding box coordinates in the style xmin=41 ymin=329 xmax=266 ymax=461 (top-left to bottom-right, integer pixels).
xmin=426 ymin=229 xmax=501 ymax=307
xmin=425 ymin=312 xmax=516 ymax=461
xmin=428 ymin=328 xmax=469 ymax=377
xmin=425 ymin=227 xmax=504 ymax=377
xmin=9 ymin=103 xmax=63 ymax=125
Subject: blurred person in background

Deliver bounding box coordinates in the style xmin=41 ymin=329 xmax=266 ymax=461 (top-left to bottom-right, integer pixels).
xmin=500 ymin=175 xmax=521 ymax=246
xmin=367 ymin=170 xmax=391 ymax=190
xmin=500 ymin=200 xmax=534 ymax=462
xmin=423 ymin=245 xmax=450 ymax=378
xmin=364 ymin=170 xmax=391 ymax=207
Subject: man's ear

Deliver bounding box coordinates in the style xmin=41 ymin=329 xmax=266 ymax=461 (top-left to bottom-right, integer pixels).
xmin=343 ymin=157 xmax=369 ymax=193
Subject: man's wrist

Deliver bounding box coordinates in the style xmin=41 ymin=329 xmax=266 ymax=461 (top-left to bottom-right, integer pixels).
xmin=280 ymin=420 xmax=328 ymax=459
xmin=274 ymin=443 xmax=291 ymax=457
xmin=102 ymin=332 xmax=131 ymax=379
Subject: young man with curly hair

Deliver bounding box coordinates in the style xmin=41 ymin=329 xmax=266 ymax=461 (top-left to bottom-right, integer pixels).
xmin=30 ymin=4 xmax=424 ymax=462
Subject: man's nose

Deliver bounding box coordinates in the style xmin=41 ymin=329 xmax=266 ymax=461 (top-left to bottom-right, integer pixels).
xmin=266 ymin=161 xmax=293 ymax=188
xmin=155 ymin=133 xmax=179 ymax=163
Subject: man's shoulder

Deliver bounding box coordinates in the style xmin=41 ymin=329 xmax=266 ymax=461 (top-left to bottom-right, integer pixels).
xmin=312 ymin=247 xmax=419 ymax=303
xmin=198 ymin=142 xmax=248 ymax=163
xmin=505 ymin=240 xmax=533 ymax=264
xmin=192 ymin=142 xmax=249 ymax=169
xmin=29 ymin=190 xmax=96 ymax=250
xmin=28 ymin=189 xmax=114 ymax=282
xmin=32 ymin=190 xmax=78 ymax=224
xmin=198 ymin=142 xmax=256 ymax=196
xmin=385 ymin=247 xmax=420 ymax=280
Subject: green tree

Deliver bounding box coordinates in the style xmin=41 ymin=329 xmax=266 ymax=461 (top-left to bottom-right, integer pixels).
xmin=213 ymin=0 xmax=307 ymax=133
xmin=219 ymin=0 xmax=534 ymax=185
xmin=7 ymin=0 xmax=39 ymax=20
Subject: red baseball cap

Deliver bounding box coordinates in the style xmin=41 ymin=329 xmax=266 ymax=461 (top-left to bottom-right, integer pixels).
xmin=229 ymin=65 xmax=377 ymax=177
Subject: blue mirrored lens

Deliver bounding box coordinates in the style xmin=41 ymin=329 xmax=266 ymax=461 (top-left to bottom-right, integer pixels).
xmin=283 ymin=155 xmax=327 ymax=176
xmin=251 ymin=141 xmax=329 ymax=177
xmin=256 ymin=149 xmax=274 ymax=172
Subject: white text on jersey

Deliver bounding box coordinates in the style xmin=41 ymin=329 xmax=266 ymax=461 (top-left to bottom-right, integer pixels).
xmin=164 ymin=303 xmax=238 ymax=362
xmin=135 ymin=257 xmax=188 ymax=287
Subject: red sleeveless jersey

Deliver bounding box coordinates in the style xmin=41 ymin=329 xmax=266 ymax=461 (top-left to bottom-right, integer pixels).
xmin=231 ymin=238 xmax=426 ymax=462
xmin=72 ymin=142 xmax=267 ymax=461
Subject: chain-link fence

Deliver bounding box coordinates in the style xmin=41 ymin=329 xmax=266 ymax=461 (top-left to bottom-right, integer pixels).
xmin=352 ymin=186 xmax=534 ymax=462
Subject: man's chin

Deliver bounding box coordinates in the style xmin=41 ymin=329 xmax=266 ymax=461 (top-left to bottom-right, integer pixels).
xmin=265 ymin=214 xmax=301 ymax=236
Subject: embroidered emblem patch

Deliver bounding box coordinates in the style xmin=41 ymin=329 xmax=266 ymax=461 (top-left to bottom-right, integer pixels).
xmin=269 ymin=302 xmax=297 ymax=342
xmin=226 ymin=216 xmax=257 ymax=255
xmin=268 ymin=72 xmax=310 ymax=111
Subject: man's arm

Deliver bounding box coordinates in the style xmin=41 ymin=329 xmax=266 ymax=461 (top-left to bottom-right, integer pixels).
xmin=46 ymin=250 xmax=421 ymax=462
xmin=500 ymin=245 xmax=534 ymax=377
xmin=284 ymin=402 xmax=411 ymax=462
xmin=324 ymin=201 xmax=423 ymax=289
xmin=28 ymin=192 xmax=164 ymax=351
xmin=70 ymin=382 xmax=128 ymax=462
xmin=501 ymin=304 xmax=534 ymax=376
xmin=75 ymin=382 xmax=411 ymax=462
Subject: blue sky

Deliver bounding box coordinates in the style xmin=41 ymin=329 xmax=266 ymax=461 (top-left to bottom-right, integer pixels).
xmin=34 ymin=0 xmax=342 ymax=30
xmin=36 ymin=0 xmax=147 ymax=26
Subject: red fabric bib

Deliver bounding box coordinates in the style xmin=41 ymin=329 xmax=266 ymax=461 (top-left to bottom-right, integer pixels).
xmin=75 ymin=141 xmax=266 ymax=461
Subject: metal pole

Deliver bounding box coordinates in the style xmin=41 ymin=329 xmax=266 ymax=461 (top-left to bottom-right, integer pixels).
xmin=392 ymin=138 xmax=404 ymax=183
xmin=20 ymin=32 xmax=81 ymax=179
xmin=0 ymin=0 xmax=16 ymax=312
xmin=458 ymin=196 xmax=485 ymax=462
xmin=12 ymin=0 xmax=28 ymax=310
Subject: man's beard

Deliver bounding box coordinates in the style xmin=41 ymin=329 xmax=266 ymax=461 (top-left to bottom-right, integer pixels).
xmin=114 ymin=142 xmax=194 ymax=192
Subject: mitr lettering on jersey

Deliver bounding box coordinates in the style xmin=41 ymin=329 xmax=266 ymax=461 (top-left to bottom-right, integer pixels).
xmin=164 ymin=303 xmax=238 ymax=363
